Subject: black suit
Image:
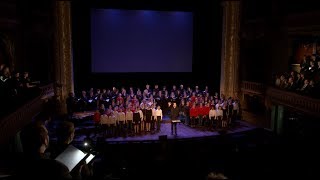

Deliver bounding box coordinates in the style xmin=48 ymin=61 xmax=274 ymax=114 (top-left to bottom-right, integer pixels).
xmin=170 ymin=106 xmax=180 ymax=135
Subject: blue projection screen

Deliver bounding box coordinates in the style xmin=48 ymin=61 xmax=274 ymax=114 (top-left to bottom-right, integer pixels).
xmin=91 ymin=9 xmax=193 ymax=73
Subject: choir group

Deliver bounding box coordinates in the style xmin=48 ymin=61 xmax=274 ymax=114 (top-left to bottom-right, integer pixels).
xmin=67 ymin=84 xmax=240 ymax=138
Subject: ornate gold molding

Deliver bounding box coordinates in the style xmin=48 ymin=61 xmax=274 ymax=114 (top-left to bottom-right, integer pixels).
xmin=220 ymin=1 xmax=240 ymax=98
xmin=54 ymin=1 xmax=73 ymax=114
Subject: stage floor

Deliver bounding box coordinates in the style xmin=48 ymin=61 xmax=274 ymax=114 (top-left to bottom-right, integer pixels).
xmin=73 ymin=120 xmax=257 ymax=143
xmin=50 ymin=111 xmax=257 ymax=143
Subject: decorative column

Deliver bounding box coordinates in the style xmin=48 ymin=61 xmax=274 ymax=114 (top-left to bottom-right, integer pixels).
xmin=53 ymin=1 xmax=73 ymax=114
xmin=220 ymin=0 xmax=240 ymax=98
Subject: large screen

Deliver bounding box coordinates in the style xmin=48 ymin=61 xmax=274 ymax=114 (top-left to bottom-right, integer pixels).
xmin=91 ymin=9 xmax=193 ymax=73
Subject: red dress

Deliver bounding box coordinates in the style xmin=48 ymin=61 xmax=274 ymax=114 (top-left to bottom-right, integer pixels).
xmin=93 ymin=112 xmax=101 ymax=124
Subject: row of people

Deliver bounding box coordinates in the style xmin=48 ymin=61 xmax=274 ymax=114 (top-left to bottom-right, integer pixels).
xmin=78 ymin=84 xmax=210 ymax=102
xmin=68 ymin=84 xmax=215 ymax=113
xmin=91 ymin=98 xmax=240 ymax=138
xmin=274 ymin=71 xmax=320 ymax=98
xmin=274 ymin=54 xmax=320 ymax=98
xmin=93 ymin=105 xmax=163 ymax=137
xmin=0 ymin=64 xmax=39 ymax=117
xmin=68 ymin=83 xmax=238 ymax=121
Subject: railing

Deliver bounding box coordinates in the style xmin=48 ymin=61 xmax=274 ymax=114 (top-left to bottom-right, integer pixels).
xmin=241 ymin=81 xmax=320 ymax=118
xmin=39 ymin=83 xmax=55 ymax=99
xmin=241 ymin=81 xmax=266 ymax=96
xmin=0 ymin=83 xmax=54 ymax=145
xmin=266 ymin=87 xmax=320 ymax=118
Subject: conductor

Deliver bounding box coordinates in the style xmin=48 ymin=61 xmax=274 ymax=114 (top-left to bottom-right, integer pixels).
xmin=170 ymin=102 xmax=180 ymax=135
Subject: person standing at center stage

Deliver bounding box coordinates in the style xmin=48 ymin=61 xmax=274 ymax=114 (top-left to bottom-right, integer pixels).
xmin=170 ymin=102 xmax=180 ymax=135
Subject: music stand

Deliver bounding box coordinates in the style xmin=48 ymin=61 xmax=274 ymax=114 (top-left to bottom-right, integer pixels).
xmin=171 ymin=119 xmax=181 ymax=135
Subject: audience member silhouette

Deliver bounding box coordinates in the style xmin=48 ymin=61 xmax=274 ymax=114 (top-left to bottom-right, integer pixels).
xmin=50 ymin=121 xmax=93 ymax=179
xmin=50 ymin=121 xmax=76 ymax=159
xmin=18 ymin=122 xmax=81 ymax=180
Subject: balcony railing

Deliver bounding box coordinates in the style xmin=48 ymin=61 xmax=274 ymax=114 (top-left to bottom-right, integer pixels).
xmin=241 ymin=81 xmax=320 ymax=118
xmin=241 ymin=81 xmax=266 ymax=96
xmin=266 ymin=87 xmax=320 ymax=118
xmin=39 ymin=83 xmax=55 ymax=99
xmin=0 ymin=83 xmax=54 ymax=144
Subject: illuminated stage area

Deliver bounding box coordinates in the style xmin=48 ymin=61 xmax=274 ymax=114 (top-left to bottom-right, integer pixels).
xmin=49 ymin=112 xmax=256 ymax=144
xmin=103 ymin=121 xmax=255 ymax=143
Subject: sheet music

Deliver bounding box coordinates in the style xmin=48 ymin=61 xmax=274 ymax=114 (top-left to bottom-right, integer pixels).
xmin=55 ymin=145 xmax=87 ymax=171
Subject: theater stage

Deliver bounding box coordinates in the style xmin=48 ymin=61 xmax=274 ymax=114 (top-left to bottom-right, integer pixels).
xmin=104 ymin=122 xmax=254 ymax=143
xmin=65 ymin=112 xmax=257 ymax=144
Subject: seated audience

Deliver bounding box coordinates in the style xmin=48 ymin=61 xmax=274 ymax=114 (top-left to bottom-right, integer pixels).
xmin=0 ymin=64 xmax=42 ymax=117
xmin=274 ymin=65 xmax=320 ymax=98
xmin=17 ymin=122 xmax=82 ymax=180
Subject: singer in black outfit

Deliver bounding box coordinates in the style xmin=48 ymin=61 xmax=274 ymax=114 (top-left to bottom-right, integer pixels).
xmin=170 ymin=102 xmax=180 ymax=135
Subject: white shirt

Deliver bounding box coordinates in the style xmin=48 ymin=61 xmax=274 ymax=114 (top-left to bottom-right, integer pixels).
xmin=109 ymin=115 xmax=117 ymax=124
xmin=209 ymin=109 xmax=217 ymax=119
xmin=155 ymin=109 xmax=163 ymax=120
xmin=118 ymin=112 xmax=125 ymax=121
xmin=100 ymin=114 xmax=108 ymax=125
xmin=152 ymin=108 xmax=157 ymax=118
xmin=113 ymin=111 xmax=119 ymax=121
xmin=126 ymin=111 xmax=133 ymax=121
xmin=217 ymin=109 xmax=223 ymax=117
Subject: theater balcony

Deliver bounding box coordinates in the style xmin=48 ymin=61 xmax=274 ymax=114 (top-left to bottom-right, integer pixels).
xmin=0 ymin=83 xmax=55 ymax=147
xmin=266 ymin=87 xmax=320 ymax=118
xmin=241 ymin=81 xmax=320 ymax=136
